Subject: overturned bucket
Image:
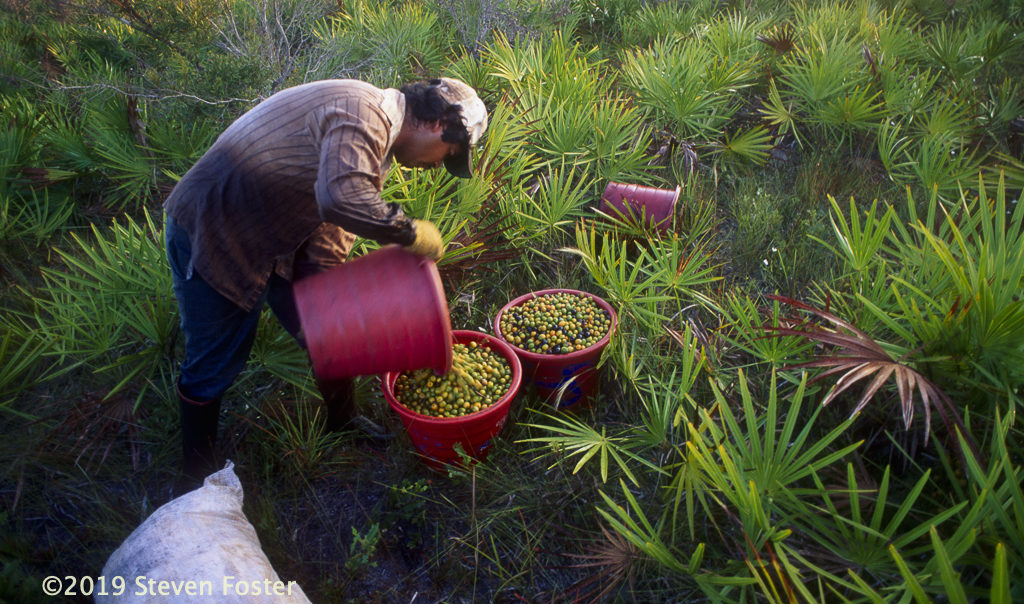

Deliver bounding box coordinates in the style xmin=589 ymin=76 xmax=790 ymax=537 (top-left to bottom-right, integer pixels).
xmin=383 ymin=330 xmax=523 ymax=468
xmin=294 ymin=245 xmax=452 ymax=381
xmin=597 ymin=181 xmax=680 ymax=233
xmin=494 ymin=289 xmax=617 ymax=410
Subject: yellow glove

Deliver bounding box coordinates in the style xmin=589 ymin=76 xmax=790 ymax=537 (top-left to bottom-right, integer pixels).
xmin=406 ymin=219 xmax=445 ymax=260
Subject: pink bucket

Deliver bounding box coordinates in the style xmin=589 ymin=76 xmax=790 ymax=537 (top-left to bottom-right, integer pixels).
xmin=383 ymin=330 xmax=523 ymax=468
xmin=494 ymin=289 xmax=617 ymax=410
xmin=294 ymin=245 xmax=452 ymax=381
xmin=597 ymin=181 xmax=680 ymax=233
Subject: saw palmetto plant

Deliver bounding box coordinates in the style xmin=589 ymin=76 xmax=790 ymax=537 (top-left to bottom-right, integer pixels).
xmin=619 ymin=34 xmax=757 ymax=143
xmin=0 ymin=318 xmax=51 ymax=413
xmin=620 ymin=0 xmax=701 ymax=48
xmin=3 ymin=0 xmax=1024 ymax=601
xmin=560 ymin=223 xmax=675 ymax=332
xmin=823 ymin=177 xmax=1024 ymax=413
xmin=32 ymin=209 xmax=177 ymax=409
xmin=722 ymin=293 xmax=814 ymax=372
xmin=513 ymin=163 xmax=594 ymax=244
xmin=519 ymin=408 xmax=663 ymax=487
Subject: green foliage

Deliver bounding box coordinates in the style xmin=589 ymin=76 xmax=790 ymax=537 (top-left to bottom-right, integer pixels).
xmin=923 ymin=20 xmax=984 ymax=86
xmin=345 ymin=523 xmax=382 ymax=576
xmin=561 ymin=225 xmax=674 ymax=332
xmin=650 ymin=224 xmax=721 ymax=287
xmin=830 ymin=177 xmax=1024 ymax=411
xmin=805 ymin=464 xmax=964 ymax=580
xmin=631 ymin=328 xmax=704 ymax=449
xmin=251 ymin=397 xmax=348 ymax=478
xmin=619 ymin=0 xmax=702 ymax=48
xmin=487 ymin=30 xmax=606 ymax=104
xmin=570 ymin=0 xmax=646 ymax=45
xmin=775 ymin=28 xmax=875 ymax=144
xmin=305 ymin=1 xmax=448 ymax=85
xmin=593 ymin=371 xmax=866 ymax=599
xmin=950 ymin=412 xmax=1024 ymax=600
xmin=597 ymin=479 xmax=709 ymax=580
xmin=685 ymin=372 xmax=860 ymax=544
xmin=484 ymin=31 xmax=653 ymax=183
xmin=619 ymin=34 xmax=757 ymax=142
xmin=31 ymin=209 xmax=176 ymax=408
xmin=712 ymin=125 xmax=774 ymax=169
xmin=513 ymin=164 xmax=594 ymax=244
xmin=0 ymin=96 xmax=75 ymax=244
xmin=981 ymin=78 xmax=1024 ymax=141
xmin=519 ymin=410 xmax=663 ymax=486
xmin=721 ymin=293 xmax=814 ymax=371
xmin=5 ymin=1 xmax=1024 ymax=600
xmin=245 ymin=315 xmax=317 ymax=396
xmin=0 ymin=318 xmax=52 ymax=412
xmin=729 ymin=184 xmax=784 ymax=273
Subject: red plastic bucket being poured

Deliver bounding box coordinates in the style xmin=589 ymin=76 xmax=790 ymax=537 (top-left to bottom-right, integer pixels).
xmin=494 ymin=289 xmax=617 ymax=410
xmin=597 ymin=181 xmax=681 ymax=233
xmin=382 ymin=330 xmax=523 ymax=468
xmin=293 ymin=245 xmax=452 ymax=381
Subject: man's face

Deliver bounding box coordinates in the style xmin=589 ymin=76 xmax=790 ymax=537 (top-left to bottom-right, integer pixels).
xmin=393 ymin=122 xmax=462 ymax=170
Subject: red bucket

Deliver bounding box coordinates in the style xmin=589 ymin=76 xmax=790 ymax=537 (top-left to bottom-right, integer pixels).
xmin=597 ymin=181 xmax=680 ymax=233
xmin=294 ymin=245 xmax=452 ymax=381
xmin=494 ymin=289 xmax=617 ymax=410
xmin=383 ymin=330 xmax=523 ymax=468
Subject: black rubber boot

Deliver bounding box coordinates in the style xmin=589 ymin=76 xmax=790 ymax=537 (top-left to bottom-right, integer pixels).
xmin=317 ymin=378 xmax=355 ymax=432
xmin=178 ymin=384 xmax=221 ymax=487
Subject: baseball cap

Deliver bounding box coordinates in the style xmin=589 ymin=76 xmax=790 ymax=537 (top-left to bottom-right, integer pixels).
xmin=434 ymin=77 xmax=487 ymax=178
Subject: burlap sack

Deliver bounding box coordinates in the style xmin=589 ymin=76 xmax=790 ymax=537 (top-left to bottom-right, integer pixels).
xmin=97 ymin=463 xmax=311 ymax=603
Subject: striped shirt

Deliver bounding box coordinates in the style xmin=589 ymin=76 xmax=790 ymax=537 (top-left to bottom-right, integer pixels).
xmin=164 ymin=79 xmax=416 ymax=311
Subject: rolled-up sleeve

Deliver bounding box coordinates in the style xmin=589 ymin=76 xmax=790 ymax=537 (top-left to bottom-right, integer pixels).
xmin=314 ymin=101 xmax=416 ymax=246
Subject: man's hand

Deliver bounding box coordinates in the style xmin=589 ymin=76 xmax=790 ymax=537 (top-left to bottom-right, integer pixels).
xmin=406 ymin=219 xmax=445 ymax=260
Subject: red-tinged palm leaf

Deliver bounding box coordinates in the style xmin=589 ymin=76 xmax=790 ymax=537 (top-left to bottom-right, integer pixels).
xmin=553 ymin=523 xmax=638 ymax=603
xmin=760 ymin=295 xmax=964 ymax=446
xmin=435 ymin=200 xmax=523 ymax=289
xmin=756 ymin=25 xmax=796 ymax=53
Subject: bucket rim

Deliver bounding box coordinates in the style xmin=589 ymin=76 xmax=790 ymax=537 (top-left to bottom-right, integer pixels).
xmin=382 ymin=329 xmax=523 ymax=425
xmin=493 ymin=288 xmax=618 ymax=363
xmin=419 ymin=250 xmax=454 ymax=374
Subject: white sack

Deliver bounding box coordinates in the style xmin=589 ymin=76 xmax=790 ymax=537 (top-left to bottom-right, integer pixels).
xmin=97 ymin=462 xmax=311 ymax=604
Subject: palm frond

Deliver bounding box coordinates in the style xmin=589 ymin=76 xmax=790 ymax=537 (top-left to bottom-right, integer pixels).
xmin=756 ymin=25 xmax=796 ymax=53
xmin=558 ymin=523 xmax=639 ymax=603
xmin=759 ymin=78 xmax=802 ymax=148
xmin=762 ymin=294 xmax=965 ymax=445
xmin=713 ymin=125 xmax=773 ymax=166
xmin=436 ymin=199 xmax=523 ymax=288
xmin=518 ymin=411 xmax=663 ymax=485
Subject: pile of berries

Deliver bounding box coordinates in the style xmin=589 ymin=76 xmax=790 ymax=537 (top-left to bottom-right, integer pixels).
xmin=498 ymin=291 xmax=612 ymax=355
xmin=394 ymin=341 xmax=512 ymax=418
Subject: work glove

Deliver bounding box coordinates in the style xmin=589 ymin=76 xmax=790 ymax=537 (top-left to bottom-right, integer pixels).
xmin=406 ymin=219 xmax=445 ymax=261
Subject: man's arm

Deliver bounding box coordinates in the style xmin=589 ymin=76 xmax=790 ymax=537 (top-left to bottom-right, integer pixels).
xmin=314 ymin=112 xmax=417 ymax=246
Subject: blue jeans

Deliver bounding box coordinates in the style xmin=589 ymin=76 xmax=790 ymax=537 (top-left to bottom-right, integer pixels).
xmin=165 ymin=215 xmax=304 ymax=401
